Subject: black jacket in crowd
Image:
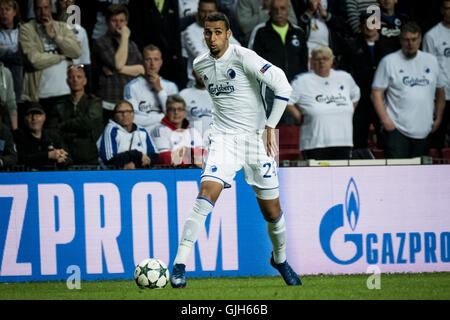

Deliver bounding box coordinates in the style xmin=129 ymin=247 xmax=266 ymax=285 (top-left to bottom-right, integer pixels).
xmin=378 ymin=10 xmax=410 ymax=59
xmin=251 ymin=21 xmax=308 ymax=82
xmin=0 ymin=122 xmax=17 ymax=170
xmin=13 ymin=128 xmax=72 ymax=171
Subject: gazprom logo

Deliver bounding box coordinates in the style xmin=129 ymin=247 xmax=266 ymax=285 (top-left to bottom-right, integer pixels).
xmin=319 ymin=178 xmax=450 ymax=266
xmin=319 ymin=178 xmax=363 ymax=265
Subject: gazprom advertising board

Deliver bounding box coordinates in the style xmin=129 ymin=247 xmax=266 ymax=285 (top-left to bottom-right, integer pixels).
xmin=1 ymin=166 xmax=449 ymax=282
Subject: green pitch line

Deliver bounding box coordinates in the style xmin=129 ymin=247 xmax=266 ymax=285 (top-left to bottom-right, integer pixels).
xmin=1 ymin=273 xmax=449 ymax=300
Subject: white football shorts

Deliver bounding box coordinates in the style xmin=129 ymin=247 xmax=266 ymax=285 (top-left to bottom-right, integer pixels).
xmin=200 ymin=131 xmax=279 ymax=194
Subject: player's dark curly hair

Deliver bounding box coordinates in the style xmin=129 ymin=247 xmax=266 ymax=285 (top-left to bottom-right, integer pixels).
xmin=204 ymin=11 xmax=230 ymax=31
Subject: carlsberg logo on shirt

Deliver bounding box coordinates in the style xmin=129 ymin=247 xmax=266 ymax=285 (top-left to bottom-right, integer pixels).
xmin=208 ymin=83 xmax=235 ymax=96
xmin=315 ymin=93 xmax=348 ymax=106
xmin=402 ymin=76 xmax=430 ymax=87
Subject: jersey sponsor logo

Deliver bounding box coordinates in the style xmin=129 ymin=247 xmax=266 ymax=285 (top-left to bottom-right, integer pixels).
xmin=139 ymin=101 xmax=158 ymax=113
xmin=402 ymin=76 xmax=430 ymax=87
xmin=208 ymin=83 xmax=235 ymax=96
xmin=260 ymin=63 xmax=272 ymax=74
xmin=315 ymin=93 xmax=348 ymax=106
xmin=190 ymin=107 xmax=213 ymax=118
xmin=381 ymin=27 xmax=400 ymax=38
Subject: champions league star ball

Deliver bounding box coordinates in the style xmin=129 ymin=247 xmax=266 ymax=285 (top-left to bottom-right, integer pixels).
xmin=134 ymin=258 xmax=170 ymax=289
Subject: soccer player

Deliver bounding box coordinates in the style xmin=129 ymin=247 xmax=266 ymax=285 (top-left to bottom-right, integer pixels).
xmin=170 ymin=12 xmax=302 ymax=288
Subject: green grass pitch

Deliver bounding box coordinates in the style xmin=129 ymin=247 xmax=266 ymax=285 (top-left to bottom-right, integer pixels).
xmin=1 ymin=272 xmax=449 ymax=300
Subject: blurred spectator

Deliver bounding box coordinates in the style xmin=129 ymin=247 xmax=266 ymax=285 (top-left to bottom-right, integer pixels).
xmin=92 ymin=3 xmax=144 ymax=122
xmin=124 ymin=44 xmax=179 ymax=131
xmin=423 ymin=0 xmax=450 ymax=149
xmin=248 ymin=0 xmax=308 ymax=125
xmin=0 ymin=61 xmax=17 ymax=129
xmin=236 ymin=0 xmax=297 ymax=47
xmin=13 ymin=102 xmax=71 ymax=170
xmin=127 ymin=0 xmax=186 ymax=89
xmin=47 ymin=65 xmax=104 ymax=165
xmin=287 ymin=45 xmax=360 ymax=160
xmin=18 ymin=0 xmax=82 ymax=115
xmin=54 ymin=0 xmax=93 ymax=94
xmin=376 ymin=0 xmax=409 ymax=58
xmin=91 ymin=0 xmax=128 ymax=40
xmin=178 ymin=0 xmax=197 ymax=31
xmin=297 ymin=0 xmax=349 ymax=68
xmin=97 ymin=100 xmax=158 ymax=169
xmin=219 ymin=0 xmax=244 ymax=43
xmin=150 ymin=94 xmax=205 ymax=167
xmin=371 ymin=22 xmax=446 ymax=159
xmin=179 ymin=70 xmax=213 ymax=143
xmin=0 ymin=0 xmax=23 ymax=117
xmin=182 ymin=0 xmax=241 ymax=88
xmin=0 ymin=120 xmax=16 ymax=170
xmin=343 ymin=13 xmax=382 ymax=157
xmin=346 ymin=0 xmax=379 ymax=35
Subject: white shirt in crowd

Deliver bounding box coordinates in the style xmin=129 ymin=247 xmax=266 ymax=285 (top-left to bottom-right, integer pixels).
xmin=372 ymin=50 xmax=445 ymax=139
xmin=124 ymin=75 xmax=179 ymax=130
xmin=289 ymin=69 xmax=360 ymax=151
xmin=179 ymin=86 xmax=214 ymax=142
xmin=150 ymin=119 xmax=204 ymax=155
xmin=182 ymin=23 xmax=241 ymax=87
xmin=37 ymin=24 xmax=70 ymax=99
xmin=179 ymin=0 xmax=198 ymax=18
xmin=423 ymin=22 xmax=450 ymax=100
xmin=193 ymin=44 xmax=292 ymax=133
xmin=72 ymin=24 xmax=91 ymax=66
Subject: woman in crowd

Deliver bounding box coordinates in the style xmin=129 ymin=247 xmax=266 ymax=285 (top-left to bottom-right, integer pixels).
xmin=287 ymin=45 xmax=360 ymax=160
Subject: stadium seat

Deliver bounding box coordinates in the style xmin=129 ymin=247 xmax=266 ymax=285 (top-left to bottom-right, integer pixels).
xmin=277 ymin=125 xmax=302 ymax=161
xmin=442 ymin=148 xmax=450 ymax=159
xmin=428 ymin=148 xmax=441 ymax=158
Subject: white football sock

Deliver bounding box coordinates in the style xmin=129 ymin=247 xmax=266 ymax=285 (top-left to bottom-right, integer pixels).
xmin=267 ymin=212 xmax=287 ymax=264
xmin=173 ymin=196 xmax=214 ymax=265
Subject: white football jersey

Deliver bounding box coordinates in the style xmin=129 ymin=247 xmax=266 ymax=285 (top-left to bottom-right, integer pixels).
xmin=372 ymin=50 xmax=445 ymax=139
xmin=193 ymin=44 xmax=292 ymax=133
xmin=289 ymin=70 xmax=360 ymax=151
xmin=179 ymin=86 xmax=214 ymax=139
xmin=423 ymin=22 xmax=450 ymax=100
xmin=124 ymin=76 xmax=179 ymax=129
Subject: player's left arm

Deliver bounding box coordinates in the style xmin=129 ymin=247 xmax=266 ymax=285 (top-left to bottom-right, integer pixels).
xmin=432 ymin=87 xmax=446 ymax=133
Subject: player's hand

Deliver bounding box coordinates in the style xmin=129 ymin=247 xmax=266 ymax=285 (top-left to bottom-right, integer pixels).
xmin=264 ymin=126 xmax=278 ymax=158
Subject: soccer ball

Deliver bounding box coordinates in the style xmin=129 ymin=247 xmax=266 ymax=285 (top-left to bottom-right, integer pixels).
xmin=134 ymin=258 xmax=170 ymax=289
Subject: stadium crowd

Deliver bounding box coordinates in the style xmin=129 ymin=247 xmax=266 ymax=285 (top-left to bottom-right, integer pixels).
xmin=0 ymin=0 xmax=449 ymax=171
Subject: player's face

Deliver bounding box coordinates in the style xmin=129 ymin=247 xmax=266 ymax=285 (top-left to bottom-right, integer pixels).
xmin=270 ymin=0 xmax=290 ymax=27
xmin=166 ymin=102 xmax=186 ymax=128
xmin=143 ymin=49 xmax=163 ymax=75
xmin=310 ymin=52 xmax=333 ymax=77
xmin=204 ymin=20 xmax=231 ymax=58
xmin=114 ymin=103 xmax=135 ymax=128
xmin=400 ymin=32 xmax=421 ymax=58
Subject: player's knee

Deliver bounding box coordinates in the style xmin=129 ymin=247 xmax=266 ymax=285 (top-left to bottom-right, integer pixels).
xmin=198 ymin=180 xmax=224 ymax=203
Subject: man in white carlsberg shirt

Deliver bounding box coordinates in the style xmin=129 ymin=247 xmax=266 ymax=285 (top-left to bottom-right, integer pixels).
xmin=371 ymin=21 xmax=446 ymax=159
xmin=423 ymin=0 xmax=450 ymax=150
xmin=170 ymin=12 xmax=302 ymax=288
